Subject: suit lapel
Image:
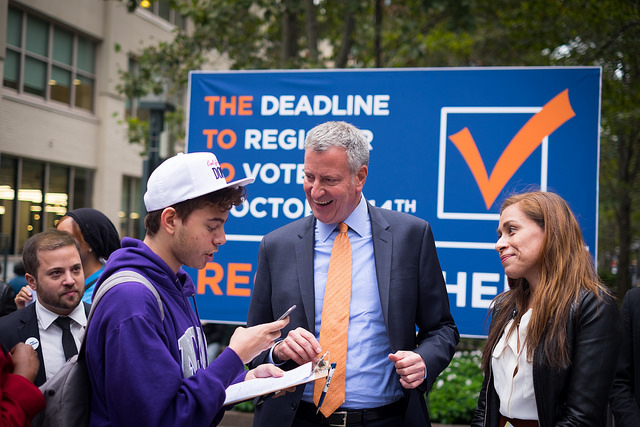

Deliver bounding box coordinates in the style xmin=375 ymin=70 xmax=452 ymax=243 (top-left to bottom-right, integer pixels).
xmin=18 ymin=304 xmax=46 ymax=385
xmin=295 ymin=215 xmax=317 ymax=334
xmin=368 ymin=204 xmax=392 ymax=330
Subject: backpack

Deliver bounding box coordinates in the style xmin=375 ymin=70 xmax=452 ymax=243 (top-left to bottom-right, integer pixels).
xmin=32 ymin=271 xmax=164 ymax=427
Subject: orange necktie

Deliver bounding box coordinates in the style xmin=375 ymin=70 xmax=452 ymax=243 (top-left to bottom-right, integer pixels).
xmin=313 ymin=222 xmax=352 ymax=417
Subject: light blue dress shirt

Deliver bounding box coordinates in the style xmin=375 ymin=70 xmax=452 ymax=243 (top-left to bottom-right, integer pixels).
xmin=301 ymin=196 xmax=404 ymax=408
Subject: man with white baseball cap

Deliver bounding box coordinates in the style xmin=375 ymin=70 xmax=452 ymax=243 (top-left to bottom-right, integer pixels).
xmin=86 ymin=152 xmax=290 ymax=426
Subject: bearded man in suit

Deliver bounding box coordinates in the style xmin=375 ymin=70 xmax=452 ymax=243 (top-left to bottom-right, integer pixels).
xmin=0 ymin=229 xmax=88 ymax=386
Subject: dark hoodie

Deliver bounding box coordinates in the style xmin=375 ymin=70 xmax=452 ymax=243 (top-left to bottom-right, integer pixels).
xmin=85 ymin=237 xmax=245 ymax=426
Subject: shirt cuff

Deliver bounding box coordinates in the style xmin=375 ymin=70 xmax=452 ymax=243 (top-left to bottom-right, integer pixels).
xmin=268 ymin=339 xmax=285 ymax=365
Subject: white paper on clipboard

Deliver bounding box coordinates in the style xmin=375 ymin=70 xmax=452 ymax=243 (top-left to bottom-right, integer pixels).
xmin=223 ymin=361 xmax=329 ymax=405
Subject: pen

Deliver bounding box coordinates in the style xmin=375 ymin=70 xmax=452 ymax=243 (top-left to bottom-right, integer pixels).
xmin=316 ymin=362 xmax=336 ymax=414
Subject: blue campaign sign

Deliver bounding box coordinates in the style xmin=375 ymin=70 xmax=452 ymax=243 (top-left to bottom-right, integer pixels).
xmin=185 ymin=67 xmax=601 ymax=337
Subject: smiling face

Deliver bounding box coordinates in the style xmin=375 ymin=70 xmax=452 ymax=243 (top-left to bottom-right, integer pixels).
xmin=170 ymin=204 xmax=229 ymax=271
xmin=26 ymin=245 xmax=85 ymax=316
xmin=496 ymin=202 xmax=545 ymax=289
xmin=303 ymin=146 xmax=367 ymax=225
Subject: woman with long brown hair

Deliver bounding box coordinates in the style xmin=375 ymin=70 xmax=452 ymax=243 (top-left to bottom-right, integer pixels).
xmin=471 ymin=191 xmax=620 ymax=427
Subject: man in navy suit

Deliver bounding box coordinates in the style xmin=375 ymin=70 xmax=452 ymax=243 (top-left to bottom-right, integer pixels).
xmin=247 ymin=121 xmax=459 ymax=426
xmin=0 ymin=229 xmax=88 ymax=386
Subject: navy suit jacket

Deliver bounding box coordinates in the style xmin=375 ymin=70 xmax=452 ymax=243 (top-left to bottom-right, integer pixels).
xmin=247 ymin=202 xmax=459 ymax=426
xmin=0 ymin=302 xmax=90 ymax=386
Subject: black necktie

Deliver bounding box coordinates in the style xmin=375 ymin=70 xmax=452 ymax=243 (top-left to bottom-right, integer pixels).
xmin=54 ymin=316 xmax=78 ymax=361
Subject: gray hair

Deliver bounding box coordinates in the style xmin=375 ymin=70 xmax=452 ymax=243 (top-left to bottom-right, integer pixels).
xmin=304 ymin=121 xmax=369 ymax=175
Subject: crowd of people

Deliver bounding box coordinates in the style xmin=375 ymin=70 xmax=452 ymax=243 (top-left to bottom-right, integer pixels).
xmin=0 ymin=121 xmax=638 ymax=427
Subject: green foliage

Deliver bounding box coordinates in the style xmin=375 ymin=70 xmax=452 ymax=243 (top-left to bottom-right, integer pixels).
xmin=232 ymin=400 xmax=255 ymax=413
xmin=427 ymin=350 xmax=483 ymax=425
xmin=124 ymin=117 xmax=148 ymax=148
xmin=118 ymin=0 xmax=640 ymax=294
xmin=598 ymin=269 xmax=618 ymax=290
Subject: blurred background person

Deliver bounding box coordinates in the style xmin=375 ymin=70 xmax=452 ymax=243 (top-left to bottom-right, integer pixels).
xmin=472 ymin=191 xmax=620 ymax=427
xmin=609 ymin=287 xmax=640 ymax=426
xmin=8 ymin=262 xmax=27 ymax=297
xmin=0 ymin=265 xmax=17 ymax=316
xmin=15 ymin=208 xmax=120 ymax=308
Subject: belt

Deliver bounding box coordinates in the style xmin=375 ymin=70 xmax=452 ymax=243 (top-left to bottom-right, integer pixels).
xmin=297 ymin=399 xmax=406 ymax=426
xmin=499 ymin=415 xmax=539 ymax=427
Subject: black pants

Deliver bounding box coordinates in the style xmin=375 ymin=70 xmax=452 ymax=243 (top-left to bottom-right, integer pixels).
xmin=293 ymin=400 xmax=406 ymax=427
xmin=293 ymin=415 xmax=405 ymax=427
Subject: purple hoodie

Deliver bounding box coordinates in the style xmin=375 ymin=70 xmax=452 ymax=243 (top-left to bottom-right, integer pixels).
xmin=86 ymin=237 xmax=245 ymax=426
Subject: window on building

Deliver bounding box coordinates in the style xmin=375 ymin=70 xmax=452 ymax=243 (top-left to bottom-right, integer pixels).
xmin=46 ymin=164 xmax=70 ymax=229
xmin=140 ymin=0 xmax=187 ymax=29
xmin=72 ymin=168 xmax=93 ymax=210
xmin=0 ymin=157 xmax=17 ymax=253
xmin=3 ymin=5 xmax=98 ymax=112
xmin=0 ymin=155 xmax=93 ymax=254
xmin=120 ymin=176 xmax=142 ymax=239
xmin=19 ymin=159 xmax=45 ymax=250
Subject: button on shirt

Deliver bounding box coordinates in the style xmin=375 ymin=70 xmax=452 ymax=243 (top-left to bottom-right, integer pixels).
xmin=36 ymin=301 xmax=87 ymax=381
xmin=301 ymin=196 xmax=404 ymax=408
xmin=492 ymin=308 xmax=537 ymax=420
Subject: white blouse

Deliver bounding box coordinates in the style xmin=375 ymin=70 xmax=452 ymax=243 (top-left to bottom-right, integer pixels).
xmin=491 ymin=308 xmax=538 ymax=420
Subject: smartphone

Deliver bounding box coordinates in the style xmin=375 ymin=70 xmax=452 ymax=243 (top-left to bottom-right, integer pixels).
xmin=277 ymin=304 xmax=297 ymax=321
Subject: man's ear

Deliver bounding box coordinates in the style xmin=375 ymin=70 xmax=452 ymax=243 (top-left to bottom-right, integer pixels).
xmin=160 ymin=207 xmax=178 ymax=235
xmin=26 ymin=273 xmax=37 ymax=290
xmin=355 ymin=164 xmax=368 ymax=191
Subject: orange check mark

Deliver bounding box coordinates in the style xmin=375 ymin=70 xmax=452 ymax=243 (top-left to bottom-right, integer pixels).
xmin=448 ymin=89 xmax=575 ymax=209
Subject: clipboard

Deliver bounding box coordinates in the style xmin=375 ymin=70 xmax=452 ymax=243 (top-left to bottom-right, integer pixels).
xmin=223 ymin=358 xmax=330 ymax=406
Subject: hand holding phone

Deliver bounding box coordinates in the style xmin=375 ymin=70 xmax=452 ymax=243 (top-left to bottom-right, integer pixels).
xmin=277 ymin=304 xmax=297 ymax=321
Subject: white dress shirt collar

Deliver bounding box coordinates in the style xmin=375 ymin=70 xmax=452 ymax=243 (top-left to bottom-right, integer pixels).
xmin=36 ymin=298 xmax=87 ymax=329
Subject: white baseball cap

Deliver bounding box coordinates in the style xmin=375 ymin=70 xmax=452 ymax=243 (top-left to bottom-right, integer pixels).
xmin=143 ymin=152 xmax=254 ymax=212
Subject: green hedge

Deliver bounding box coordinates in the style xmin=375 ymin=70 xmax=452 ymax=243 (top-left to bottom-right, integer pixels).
xmin=427 ymin=350 xmax=484 ymax=424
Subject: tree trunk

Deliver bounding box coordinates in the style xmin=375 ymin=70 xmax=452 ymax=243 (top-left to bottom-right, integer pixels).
xmin=615 ymin=127 xmax=640 ymax=300
xmin=305 ymin=0 xmax=318 ymax=64
xmin=374 ymin=0 xmax=382 ymax=67
xmin=280 ymin=0 xmax=300 ymax=68
xmin=335 ymin=8 xmax=355 ymax=68
xmin=616 ymin=185 xmax=632 ymax=300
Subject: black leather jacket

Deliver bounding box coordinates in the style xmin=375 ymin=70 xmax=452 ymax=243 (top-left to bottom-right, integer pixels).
xmin=471 ymin=290 xmax=621 ymax=427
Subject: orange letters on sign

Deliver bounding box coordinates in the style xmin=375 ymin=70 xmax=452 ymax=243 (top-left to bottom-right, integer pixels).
xmin=196 ymin=262 xmax=253 ymax=297
xmin=203 ymin=129 xmax=237 ymax=149
xmin=198 ymin=263 xmax=224 ymax=295
xmin=226 ymin=263 xmax=252 ymax=297
xmin=204 ymin=96 xmax=253 ymax=116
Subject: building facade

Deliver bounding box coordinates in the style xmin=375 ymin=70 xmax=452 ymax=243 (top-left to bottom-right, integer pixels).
xmin=0 ymin=0 xmax=188 ymax=278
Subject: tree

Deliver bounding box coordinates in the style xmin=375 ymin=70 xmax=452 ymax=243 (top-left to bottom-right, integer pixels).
xmin=466 ymin=0 xmax=640 ymax=298
xmin=120 ymin=0 xmax=640 ymax=296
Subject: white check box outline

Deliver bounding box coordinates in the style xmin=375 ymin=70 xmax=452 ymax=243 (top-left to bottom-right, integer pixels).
xmin=437 ymin=106 xmax=548 ymax=221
